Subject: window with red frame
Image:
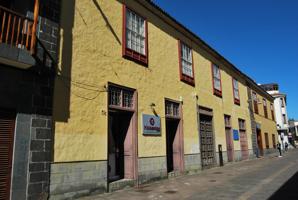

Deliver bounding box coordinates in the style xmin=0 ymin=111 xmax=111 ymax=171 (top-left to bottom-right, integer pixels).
xmin=270 ymin=103 xmax=275 ymax=121
xmin=212 ymin=64 xmax=222 ymax=97
xmin=179 ymin=41 xmax=195 ymax=86
xmin=232 ymin=79 xmax=240 ymax=105
xmin=123 ymin=6 xmax=148 ymax=65
xmin=252 ymin=92 xmax=259 ymax=114
xmin=263 ymin=98 xmax=268 ymax=118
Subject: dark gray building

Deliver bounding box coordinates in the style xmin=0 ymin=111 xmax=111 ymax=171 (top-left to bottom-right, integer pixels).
xmin=0 ymin=0 xmax=60 ymax=199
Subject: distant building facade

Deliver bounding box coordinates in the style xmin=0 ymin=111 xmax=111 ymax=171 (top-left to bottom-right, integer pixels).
xmin=260 ymin=83 xmax=289 ymax=148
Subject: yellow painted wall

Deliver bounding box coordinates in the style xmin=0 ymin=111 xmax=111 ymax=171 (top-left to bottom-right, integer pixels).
xmin=53 ymin=0 xmax=256 ymax=162
xmin=253 ymin=92 xmax=278 ymax=148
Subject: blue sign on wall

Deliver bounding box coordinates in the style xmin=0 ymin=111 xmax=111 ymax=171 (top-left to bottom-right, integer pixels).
xmin=142 ymin=114 xmax=161 ymax=135
xmin=233 ymin=129 xmax=239 ymax=140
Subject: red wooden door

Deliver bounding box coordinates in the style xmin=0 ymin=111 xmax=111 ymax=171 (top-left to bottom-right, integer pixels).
xmin=225 ymin=128 xmax=234 ymax=162
xmin=240 ymin=130 xmax=249 ymax=160
xmin=0 ymin=111 xmax=15 ymax=200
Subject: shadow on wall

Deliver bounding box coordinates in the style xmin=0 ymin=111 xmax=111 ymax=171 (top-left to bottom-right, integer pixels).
xmin=52 ymin=0 xmax=75 ymax=122
xmin=53 ymin=0 xmax=123 ymax=124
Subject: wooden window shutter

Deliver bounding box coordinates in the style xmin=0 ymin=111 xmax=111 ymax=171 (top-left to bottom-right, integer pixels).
xmin=0 ymin=111 xmax=15 ymax=200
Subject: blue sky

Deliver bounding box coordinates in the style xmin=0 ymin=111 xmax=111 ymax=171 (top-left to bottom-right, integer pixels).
xmin=153 ymin=0 xmax=298 ymax=119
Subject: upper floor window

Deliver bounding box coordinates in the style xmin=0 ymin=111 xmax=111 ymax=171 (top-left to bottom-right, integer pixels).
xmin=233 ymin=79 xmax=240 ymax=105
xmin=282 ymin=114 xmax=287 ymax=124
xmin=212 ymin=64 xmax=222 ymax=97
xmin=270 ymin=103 xmax=275 ymax=121
xmin=252 ymin=92 xmax=259 ymax=114
xmin=178 ymin=41 xmax=195 ymax=86
xmin=263 ymin=98 xmax=268 ymax=118
xmin=280 ymin=98 xmax=285 ymax=107
xmin=123 ymin=6 xmax=148 ymax=65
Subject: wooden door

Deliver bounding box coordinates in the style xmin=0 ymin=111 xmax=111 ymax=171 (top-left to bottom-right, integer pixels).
xmin=0 ymin=111 xmax=15 ymax=200
xmin=225 ymin=128 xmax=234 ymax=162
xmin=240 ymin=130 xmax=249 ymax=160
xmin=200 ymin=115 xmax=215 ymax=169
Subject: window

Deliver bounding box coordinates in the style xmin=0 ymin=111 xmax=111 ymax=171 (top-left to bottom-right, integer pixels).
xmin=109 ymin=85 xmax=134 ymax=109
xmin=263 ymin=98 xmax=268 ymax=118
xmin=282 ymin=114 xmax=287 ymax=124
xmin=123 ymin=6 xmax=148 ymax=65
xmin=212 ymin=64 xmax=222 ymax=96
xmin=270 ymin=103 xmax=275 ymax=121
xmin=280 ymin=98 xmax=285 ymax=107
xmin=232 ymin=79 xmax=240 ymax=105
xmin=165 ymin=100 xmax=180 ymax=118
xmin=178 ymin=41 xmax=195 ymax=86
xmin=272 ymin=134 xmax=276 ymax=148
xmin=224 ymin=115 xmax=231 ymax=128
xmin=264 ymin=133 xmax=269 ymax=149
xmin=252 ymin=92 xmax=259 ymax=114
xmin=238 ymin=119 xmax=246 ymax=130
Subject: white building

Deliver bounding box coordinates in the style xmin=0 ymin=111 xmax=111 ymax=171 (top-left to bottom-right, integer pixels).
xmin=260 ymin=83 xmax=290 ymax=148
xmin=289 ymin=120 xmax=298 ymax=139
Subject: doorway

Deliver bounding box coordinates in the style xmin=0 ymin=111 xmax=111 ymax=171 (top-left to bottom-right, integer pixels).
xmin=165 ymin=100 xmax=184 ymax=174
xmin=257 ymin=129 xmax=264 ymax=156
xmin=165 ymin=118 xmax=180 ymax=173
xmin=199 ymin=113 xmax=215 ymax=169
xmin=107 ymin=84 xmax=137 ymax=183
xmin=108 ymin=111 xmax=133 ymax=182
xmin=224 ymin=115 xmax=234 ymax=162
xmin=226 ymin=129 xmax=234 ymax=162
xmin=0 ymin=110 xmax=15 ymax=200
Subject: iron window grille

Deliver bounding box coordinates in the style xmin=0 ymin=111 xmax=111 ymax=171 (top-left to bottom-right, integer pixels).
xmin=165 ymin=100 xmax=180 ymax=118
xmin=238 ymin=119 xmax=246 ymax=130
xmin=224 ymin=115 xmax=231 ymax=128
xmin=109 ymin=86 xmax=134 ymax=109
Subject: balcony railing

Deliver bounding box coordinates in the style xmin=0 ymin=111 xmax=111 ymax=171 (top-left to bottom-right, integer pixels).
xmin=0 ymin=2 xmax=56 ymax=71
xmin=0 ymin=5 xmax=35 ymax=53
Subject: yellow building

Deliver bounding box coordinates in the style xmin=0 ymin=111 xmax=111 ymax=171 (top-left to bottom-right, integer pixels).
xmin=249 ymin=86 xmax=278 ymax=155
xmin=50 ymin=0 xmax=277 ymax=199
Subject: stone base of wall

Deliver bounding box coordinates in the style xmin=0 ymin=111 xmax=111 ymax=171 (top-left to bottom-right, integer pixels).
xmin=184 ymin=154 xmax=201 ymax=174
xmin=137 ymin=156 xmax=167 ymax=185
xmin=49 ymin=161 xmax=107 ymax=200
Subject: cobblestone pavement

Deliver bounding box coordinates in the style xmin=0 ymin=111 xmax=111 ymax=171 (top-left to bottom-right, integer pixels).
xmin=79 ymin=149 xmax=298 ymax=200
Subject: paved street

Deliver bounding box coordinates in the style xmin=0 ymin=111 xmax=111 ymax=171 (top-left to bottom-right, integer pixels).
xmin=80 ymin=149 xmax=298 ymax=200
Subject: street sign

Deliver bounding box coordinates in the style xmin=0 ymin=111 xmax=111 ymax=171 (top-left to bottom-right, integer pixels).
xmin=142 ymin=114 xmax=161 ymax=135
xmin=233 ymin=129 xmax=239 ymax=140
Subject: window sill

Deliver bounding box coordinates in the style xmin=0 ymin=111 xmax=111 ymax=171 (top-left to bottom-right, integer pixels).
xmin=234 ymin=98 xmax=240 ymax=105
xmin=180 ymin=74 xmax=195 ymax=86
xmin=213 ymin=89 xmax=222 ymax=98
xmin=123 ymin=48 xmax=148 ymax=66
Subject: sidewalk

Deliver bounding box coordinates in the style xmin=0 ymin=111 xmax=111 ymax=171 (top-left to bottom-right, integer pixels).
xmin=78 ymin=149 xmax=298 ymax=200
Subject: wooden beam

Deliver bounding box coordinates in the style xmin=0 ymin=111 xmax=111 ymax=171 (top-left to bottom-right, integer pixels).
xmin=30 ymin=0 xmax=39 ymax=54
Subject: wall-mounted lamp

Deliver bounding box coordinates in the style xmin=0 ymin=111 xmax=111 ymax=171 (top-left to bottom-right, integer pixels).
xmin=150 ymin=103 xmax=158 ymax=116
